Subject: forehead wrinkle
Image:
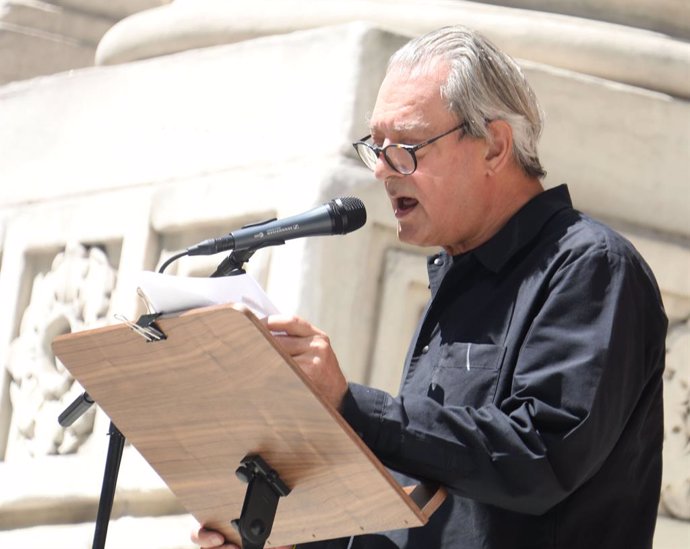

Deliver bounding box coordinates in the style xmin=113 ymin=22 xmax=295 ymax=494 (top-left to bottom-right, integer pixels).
xmin=370 ymin=67 xmax=448 ymax=138
xmin=370 ymin=116 xmax=431 ymax=137
xmin=394 ymin=119 xmax=431 ymax=132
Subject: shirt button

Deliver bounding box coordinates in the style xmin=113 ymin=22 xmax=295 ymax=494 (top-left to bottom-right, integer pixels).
xmin=421 ymin=345 xmax=429 ymax=354
xmin=434 ymin=257 xmax=443 ymax=266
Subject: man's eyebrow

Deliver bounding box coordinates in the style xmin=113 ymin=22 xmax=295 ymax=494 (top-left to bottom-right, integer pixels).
xmin=368 ymin=119 xmax=431 ymax=135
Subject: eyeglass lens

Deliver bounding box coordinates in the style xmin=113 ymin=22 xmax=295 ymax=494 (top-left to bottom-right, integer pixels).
xmin=355 ymin=145 xmax=378 ymax=170
xmin=384 ymin=146 xmax=416 ymax=174
xmin=355 ymin=143 xmax=416 ymax=175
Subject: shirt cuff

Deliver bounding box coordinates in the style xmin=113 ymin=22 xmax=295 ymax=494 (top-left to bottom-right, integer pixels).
xmin=340 ymin=382 xmax=387 ymax=448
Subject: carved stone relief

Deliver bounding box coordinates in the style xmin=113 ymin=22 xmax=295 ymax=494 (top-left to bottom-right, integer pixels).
xmin=660 ymin=318 xmax=690 ymax=519
xmin=5 ymin=243 xmax=116 ymax=459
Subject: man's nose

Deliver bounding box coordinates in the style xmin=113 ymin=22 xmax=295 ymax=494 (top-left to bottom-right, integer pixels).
xmin=373 ymin=153 xmax=398 ymax=181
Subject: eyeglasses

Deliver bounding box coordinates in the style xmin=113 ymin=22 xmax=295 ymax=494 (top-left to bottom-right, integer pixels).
xmin=352 ymin=122 xmax=467 ymax=175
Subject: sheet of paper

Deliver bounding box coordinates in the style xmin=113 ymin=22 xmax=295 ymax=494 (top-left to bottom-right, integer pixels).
xmin=136 ymin=271 xmax=280 ymax=318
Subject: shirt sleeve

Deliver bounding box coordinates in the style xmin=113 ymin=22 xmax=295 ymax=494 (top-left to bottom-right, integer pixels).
xmin=340 ymin=246 xmax=667 ymax=515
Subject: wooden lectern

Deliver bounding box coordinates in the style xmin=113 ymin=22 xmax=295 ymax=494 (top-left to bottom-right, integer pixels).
xmin=52 ymin=303 xmax=445 ymax=548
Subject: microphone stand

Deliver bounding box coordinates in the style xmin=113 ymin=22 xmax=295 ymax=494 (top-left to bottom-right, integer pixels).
xmin=58 ymin=247 xmax=259 ymax=549
xmin=58 ymin=395 xmax=123 ymax=549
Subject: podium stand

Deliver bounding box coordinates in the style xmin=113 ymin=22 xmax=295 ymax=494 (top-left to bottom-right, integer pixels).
xmin=52 ymin=303 xmax=445 ymax=547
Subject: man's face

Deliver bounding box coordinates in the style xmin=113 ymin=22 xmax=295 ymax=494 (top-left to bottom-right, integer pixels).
xmin=369 ymin=61 xmax=491 ymax=255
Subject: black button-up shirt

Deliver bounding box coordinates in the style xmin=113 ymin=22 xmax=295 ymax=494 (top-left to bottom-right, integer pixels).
xmin=309 ymin=185 xmax=667 ymax=549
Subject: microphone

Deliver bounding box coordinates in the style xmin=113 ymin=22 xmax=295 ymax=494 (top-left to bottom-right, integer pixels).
xmin=187 ymin=196 xmax=367 ymax=256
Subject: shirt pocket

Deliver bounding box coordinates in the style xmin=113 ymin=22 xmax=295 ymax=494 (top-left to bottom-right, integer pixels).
xmin=429 ymin=342 xmax=506 ymax=408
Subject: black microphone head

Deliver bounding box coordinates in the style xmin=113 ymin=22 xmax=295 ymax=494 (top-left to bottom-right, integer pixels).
xmin=330 ymin=196 xmax=367 ymax=234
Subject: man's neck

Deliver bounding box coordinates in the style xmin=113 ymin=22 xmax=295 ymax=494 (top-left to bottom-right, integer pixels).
xmin=443 ymin=171 xmax=544 ymax=256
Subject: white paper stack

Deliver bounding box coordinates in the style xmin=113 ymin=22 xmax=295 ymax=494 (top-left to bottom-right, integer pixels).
xmin=136 ymin=271 xmax=279 ymax=318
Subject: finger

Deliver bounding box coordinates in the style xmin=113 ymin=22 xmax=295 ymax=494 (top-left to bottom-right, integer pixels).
xmin=265 ymin=314 xmax=324 ymax=337
xmin=271 ymin=333 xmax=315 ymax=355
xmin=275 ymin=334 xmax=335 ymax=366
xmin=191 ymin=527 xmax=237 ymax=548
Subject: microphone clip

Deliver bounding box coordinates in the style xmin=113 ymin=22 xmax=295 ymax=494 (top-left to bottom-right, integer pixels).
xmin=210 ymin=248 xmax=257 ymax=278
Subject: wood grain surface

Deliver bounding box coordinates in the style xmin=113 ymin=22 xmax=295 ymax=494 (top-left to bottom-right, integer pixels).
xmin=52 ymin=304 xmax=444 ymax=547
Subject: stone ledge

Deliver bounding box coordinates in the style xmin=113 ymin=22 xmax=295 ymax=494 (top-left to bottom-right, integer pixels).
xmin=0 ymin=23 xmax=96 ymax=84
xmin=55 ymin=0 xmax=173 ymax=22
xmin=0 ymin=446 xmax=183 ymax=528
xmin=0 ymin=514 xmax=197 ymax=549
xmin=94 ymin=0 xmax=690 ymax=98
xmin=0 ymin=1 xmax=114 ymax=45
xmin=478 ymin=0 xmax=689 ymax=39
xmin=524 ymin=58 xmax=690 ymax=238
xmin=0 ymin=23 xmax=390 ymax=207
xmin=654 ymin=516 xmax=690 ymax=549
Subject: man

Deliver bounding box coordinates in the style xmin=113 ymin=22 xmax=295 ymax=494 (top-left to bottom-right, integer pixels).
xmin=194 ymin=26 xmax=667 ymax=549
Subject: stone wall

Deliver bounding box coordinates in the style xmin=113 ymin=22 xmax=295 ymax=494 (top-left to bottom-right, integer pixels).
xmin=0 ymin=0 xmax=170 ymax=85
xmin=0 ymin=1 xmax=688 ymax=547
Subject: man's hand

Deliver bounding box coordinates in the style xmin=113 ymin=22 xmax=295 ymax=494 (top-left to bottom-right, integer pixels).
xmin=191 ymin=526 xmax=291 ymax=549
xmin=264 ymin=314 xmax=348 ymax=411
xmin=190 ymin=527 xmax=238 ymax=549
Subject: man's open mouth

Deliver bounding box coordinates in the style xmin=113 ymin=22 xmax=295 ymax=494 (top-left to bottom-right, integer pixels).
xmin=396 ymin=197 xmax=419 ymax=213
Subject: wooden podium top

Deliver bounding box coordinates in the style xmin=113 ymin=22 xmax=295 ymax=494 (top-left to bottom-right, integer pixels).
xmin=53 ymin=304 xmax=444 ymax=547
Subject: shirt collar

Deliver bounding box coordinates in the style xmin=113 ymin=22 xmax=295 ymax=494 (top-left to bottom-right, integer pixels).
xmin=465 ymin=184 xmax=573 ymax=273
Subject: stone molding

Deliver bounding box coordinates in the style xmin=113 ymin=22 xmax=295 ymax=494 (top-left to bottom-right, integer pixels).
xmin=94 ymin=0 xmax=690 ymax=99
xmin=477 ymin=0 xmax=689 ymax=39
xmin=0 ymin=0 xmax=170 ymax=85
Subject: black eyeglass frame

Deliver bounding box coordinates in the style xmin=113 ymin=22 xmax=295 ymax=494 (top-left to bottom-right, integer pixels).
xmin=352 ymin=122 xmax=468 ymax=175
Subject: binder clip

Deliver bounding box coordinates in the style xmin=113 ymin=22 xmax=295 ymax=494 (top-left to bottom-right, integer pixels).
xmin=114 ymin=313 xmax=166 ymax=343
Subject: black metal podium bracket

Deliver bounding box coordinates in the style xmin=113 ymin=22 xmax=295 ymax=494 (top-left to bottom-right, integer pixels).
xmin=231 ymin=454 xmax=292 ymax=549
xmin=58 ymin=391 xmax=95 ymax=427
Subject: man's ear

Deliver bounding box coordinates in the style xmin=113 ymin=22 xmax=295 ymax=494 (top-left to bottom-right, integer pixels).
xmin=484 ymin=119 xmax=513 ymax=175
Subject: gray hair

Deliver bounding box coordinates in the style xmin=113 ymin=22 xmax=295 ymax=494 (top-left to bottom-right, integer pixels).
xmin=388 ymin=26 xmax=546 ymax=179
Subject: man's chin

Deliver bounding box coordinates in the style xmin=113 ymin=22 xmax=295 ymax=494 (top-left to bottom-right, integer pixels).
xmin=397 ymin=227 xmax=426 ymax=248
